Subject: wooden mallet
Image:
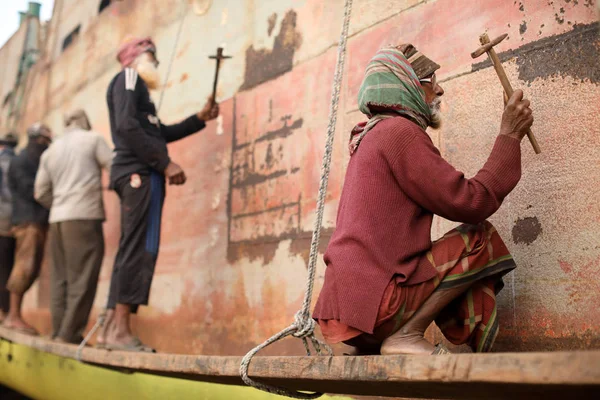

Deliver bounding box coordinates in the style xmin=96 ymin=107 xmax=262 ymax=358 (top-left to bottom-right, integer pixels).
xmin=471 ymin=33 xmax=541 ymax=154
xmin=209 ymin=47 xmax=232 ymax=106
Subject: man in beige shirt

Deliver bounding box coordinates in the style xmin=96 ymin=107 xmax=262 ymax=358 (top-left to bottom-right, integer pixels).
xmin=35 ymin=110 xmax=113 ymax=343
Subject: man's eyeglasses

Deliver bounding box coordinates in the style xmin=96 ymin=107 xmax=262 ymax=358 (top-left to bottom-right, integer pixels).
xmin=419 ymin=74 xmax=437 ymax=86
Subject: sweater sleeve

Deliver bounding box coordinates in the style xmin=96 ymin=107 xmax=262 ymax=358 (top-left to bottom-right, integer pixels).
xmin=160 ymin=114 xmax=206 ymax=143
xmin=113 ymin=70 xmax=171 ymax=172
xmin=391 ymin=133 xmax=522 ymax=224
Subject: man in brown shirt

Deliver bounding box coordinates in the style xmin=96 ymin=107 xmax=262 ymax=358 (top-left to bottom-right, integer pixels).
xmin=313 ymin=45 xmax=533 ymax=355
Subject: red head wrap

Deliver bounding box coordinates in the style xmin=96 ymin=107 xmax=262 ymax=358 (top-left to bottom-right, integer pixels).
xmin=117 ymin=37 xmax=157 ymax=68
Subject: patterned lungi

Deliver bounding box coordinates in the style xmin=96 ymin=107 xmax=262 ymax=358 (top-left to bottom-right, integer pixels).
xmin=318 ymin=221 xmax=516 ymax=352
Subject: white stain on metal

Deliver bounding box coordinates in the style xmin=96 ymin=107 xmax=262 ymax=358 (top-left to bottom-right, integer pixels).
xmin=238 ymin=240 xmax=309 ymax=309
xmin=209 ymin=225 xmax=219 ymax=247
xmin=216 ymin=114 xmax=224 ymax=135
xmin=149 ymin=274 xmax=184 ymax=314
xmin=211 ymin=193 xmax=221 ymax=210
xmin=193 ymin=0 xmax=212 ymax=16
xmin=221 ymin=8 xmax=228 ymax=25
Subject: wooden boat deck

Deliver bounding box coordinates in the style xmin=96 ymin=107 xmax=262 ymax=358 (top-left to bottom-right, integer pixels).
xmin=1 ymin=326 xmax=598 ymax=399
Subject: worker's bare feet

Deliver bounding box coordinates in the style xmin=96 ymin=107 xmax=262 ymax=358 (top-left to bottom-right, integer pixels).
xmin=105 ymin=315 xmax=144 ymax=348
xmin=380 ymin=331 xmax=436 ymax=355
xmin=106 ymin=325 xmax=136 ymax=345
xmin=2 ymin=316 xmax=39 ymax=335
xmin=380 ymin=285 xmax=471 ymax=355
xmin=103 ymin=304 xmax=154 ymax=352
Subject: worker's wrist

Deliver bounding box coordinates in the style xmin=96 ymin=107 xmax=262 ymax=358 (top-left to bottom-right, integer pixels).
xmin=196 ymin=111 xmax=210 ymax=121
xmin=499 ymin=131 xmax=523 ymax=142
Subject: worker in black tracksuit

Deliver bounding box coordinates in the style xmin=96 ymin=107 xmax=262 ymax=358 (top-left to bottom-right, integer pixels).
xmin=99 ymin=37 xmax=219 ymax=351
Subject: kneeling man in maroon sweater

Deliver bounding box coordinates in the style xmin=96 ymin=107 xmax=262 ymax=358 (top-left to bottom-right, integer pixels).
xmin=313 ymin=44 xmax=533 ymax=355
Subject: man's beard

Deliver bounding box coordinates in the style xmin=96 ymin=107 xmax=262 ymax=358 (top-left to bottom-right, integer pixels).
xmin=136 ymin=59 xmax=161 ymax=90
xmin=428 ymin=97 xmax=442 ymax=129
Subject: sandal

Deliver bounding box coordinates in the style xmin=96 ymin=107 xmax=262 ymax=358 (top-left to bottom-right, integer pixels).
xmin=3 ymin=322 xmax=39 ymax=336
xmin=432 ymin=343 xmax=451 ymax=355
xmin=104 ymin=337 xmax=155 ymax=353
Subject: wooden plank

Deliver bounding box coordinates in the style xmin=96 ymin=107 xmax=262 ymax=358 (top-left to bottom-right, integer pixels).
xmin=0 ymin=339 xmax=316 ymax=400
xmin=1 ymin=326 xmax=599 ymax=399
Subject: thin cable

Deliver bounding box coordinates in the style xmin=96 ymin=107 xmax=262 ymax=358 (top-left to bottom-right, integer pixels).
xmin=75 ymin=311 xmax=106 ymax=362
xmin=157 ymin=2 xmax=188 ymax=112
xmin=239 ymin=0 xmax=353 ymax=398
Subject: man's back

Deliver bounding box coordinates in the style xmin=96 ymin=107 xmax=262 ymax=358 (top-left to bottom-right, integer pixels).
xmin=37 ymin=128 xmax=112 ymax=223
xmin=0 ymin=148 xmax=15 ymax=234
xmin=9 ymin=148 xmax=49 ymax=227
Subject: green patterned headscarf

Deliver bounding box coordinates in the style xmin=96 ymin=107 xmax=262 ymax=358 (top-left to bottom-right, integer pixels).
xmin=350 ymin=46 xmax=437 ymax=155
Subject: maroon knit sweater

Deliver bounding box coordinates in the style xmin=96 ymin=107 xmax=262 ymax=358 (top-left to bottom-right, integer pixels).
xmin=312 ymin=117 xmax=522 ymax=334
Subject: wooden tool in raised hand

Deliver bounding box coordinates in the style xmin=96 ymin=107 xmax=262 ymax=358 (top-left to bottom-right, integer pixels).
xmin=209 ymin=47 xmax=232 ymax=106
xmin=471 ymin=33 xmax=541 ymax=154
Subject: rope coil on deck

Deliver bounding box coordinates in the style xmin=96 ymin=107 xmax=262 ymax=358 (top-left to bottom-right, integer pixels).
xmin=239 ymin=0 xmax=353 ymax=398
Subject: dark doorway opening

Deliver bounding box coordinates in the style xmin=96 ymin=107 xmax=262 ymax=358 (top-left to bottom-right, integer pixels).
xmin=61 ymin=25 xmax=81 ymax=52
xmin=99 ymin=0 xmax=111 ymax=14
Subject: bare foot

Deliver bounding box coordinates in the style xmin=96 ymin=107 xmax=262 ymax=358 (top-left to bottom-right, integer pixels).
xmin=103 ymin=304 xmax=154 ymax=352
xmin=380 ymin=331 xmax=436 ymax=355
xmin=106 ymin=328 xmax=139 ymax=347
xmin=2 ymin=316 xmax=39 ymax=335
xmin=105 ymin=314 xmax=140 ymax=348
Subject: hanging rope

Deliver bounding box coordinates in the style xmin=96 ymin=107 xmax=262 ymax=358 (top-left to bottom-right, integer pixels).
xmin=75 ymin=310 xmax=106 ymax=362
xmin=239 ymin=0 xmax=353 ymax=398
xmin=76 ymin=1 xmax=189 ymax=361
xmin=157 ymin=0 xmax=189 ymax=112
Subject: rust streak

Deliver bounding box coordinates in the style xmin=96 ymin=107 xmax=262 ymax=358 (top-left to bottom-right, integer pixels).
xmin=240 ymin=10 xmax=302 ymax=91
xmin=512 ymin=217 xmax=543 ymax=245
xmin=231 ymin=201 xmax=300 ymax=220
xmin=255 ymin=118 xmax=303 ymax=143
xmin=472 ymin=23 xmax=599 ymax=83
xmin=232 ymin=169 xmax=290 ymax=188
